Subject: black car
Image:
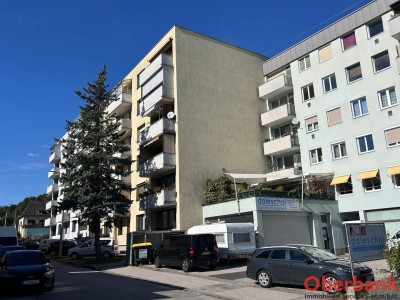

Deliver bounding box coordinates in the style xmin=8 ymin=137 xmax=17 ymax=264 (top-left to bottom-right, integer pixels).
xmin=0 ymin=250 xmax=55 ymax=291
xmin=153 ymin=234 xmax=219 ymax=272
xmin=47 ymin=240 xmax=78 ymax=256
xmin=246 ymin=245 xmax=374 ymax=293
xmin=19 ymin=241 xmax=39 ymax=250
xmin=0 ymin=245 xmax=26 ymax=259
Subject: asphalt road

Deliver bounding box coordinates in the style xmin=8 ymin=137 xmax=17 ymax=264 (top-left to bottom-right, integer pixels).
xmin=1 ymin=261 xmax=215 ymax=300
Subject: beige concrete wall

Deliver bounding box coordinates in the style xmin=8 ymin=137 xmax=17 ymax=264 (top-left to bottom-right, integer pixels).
xmin=174 ymin=27 xmax=267 ymax=230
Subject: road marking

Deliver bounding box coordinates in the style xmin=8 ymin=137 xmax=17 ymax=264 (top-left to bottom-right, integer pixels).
xmin=68 ymin=271 xmax=101 ymax=274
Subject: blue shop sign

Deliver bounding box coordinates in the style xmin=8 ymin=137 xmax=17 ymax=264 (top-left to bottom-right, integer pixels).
xmin=256 ymin=197 xmax=300 ymax=211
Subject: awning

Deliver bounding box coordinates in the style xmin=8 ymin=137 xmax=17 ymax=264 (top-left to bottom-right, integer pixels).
xmin=387 ymin=165 xmax=400 ymax=176
xmin=357 ymin=169 xmax=378 ymax=181
xmin=330 ymin=175 xmax=350 ymax=185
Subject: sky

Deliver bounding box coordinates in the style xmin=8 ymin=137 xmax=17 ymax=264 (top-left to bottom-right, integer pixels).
xmin=0 ymin=0 xmax=373 ymax=206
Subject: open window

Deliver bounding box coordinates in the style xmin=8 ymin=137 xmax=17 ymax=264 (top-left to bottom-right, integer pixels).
xmin=357 ymin=169 xmax=381 ymax=192
xmin=330 ymin=175 xmax=353 ymax=195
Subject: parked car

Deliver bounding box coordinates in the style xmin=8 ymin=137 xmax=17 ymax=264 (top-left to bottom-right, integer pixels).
xmin=0 ymin=245 xmax=26 ymax=259
xmin=246 ymin=245 xmax=374 ymax=293
xmin=0 ymin=250 xmax=54 ymax=291
xmin=47 ymin=240 xmax=79 ymax=256
xmin=39 ymin=239 xmax=60 ymax=253
xmin=153 ymin=234 xmax=219 ymax=272
xmin=67 ymin=238 xmax=115 ymax=259
xmin=19 ymin=241 xmax=39 ymax=250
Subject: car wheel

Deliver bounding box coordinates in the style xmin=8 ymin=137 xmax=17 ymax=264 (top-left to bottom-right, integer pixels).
xmin=181 ymin=258 xmax=191 ymax=272
xmin=323 ymin=274 xmax=339 ymax=294
xmin=208 ymin=264 xmax=217 ymax=271
xmin=103 ymin=251 xmax=111 ymax=258
xmin=154 ymin=256 xmax=162 ymax=268
xmin=257 ymin=270 xmax=272 ymax=288
xmin=46 ymin=279 xmax=55 ymax=291
xmin=70 ymin=252 xmax=79 ymax=260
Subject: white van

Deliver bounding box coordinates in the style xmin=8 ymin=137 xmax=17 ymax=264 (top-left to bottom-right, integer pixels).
xmin=187 ymin=223 xmax=256 ymax=260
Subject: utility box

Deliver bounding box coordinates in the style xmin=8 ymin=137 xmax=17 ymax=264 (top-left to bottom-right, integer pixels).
xmin=132 ymin=242 xmax=152 ymax=266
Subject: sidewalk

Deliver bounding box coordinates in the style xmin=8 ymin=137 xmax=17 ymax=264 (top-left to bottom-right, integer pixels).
xmin=88 ymin=258 xmax=389 ymax=300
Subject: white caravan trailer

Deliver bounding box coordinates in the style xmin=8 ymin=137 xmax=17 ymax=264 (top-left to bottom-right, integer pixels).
xmin=187 ymin=223 xmax=256 ymax=260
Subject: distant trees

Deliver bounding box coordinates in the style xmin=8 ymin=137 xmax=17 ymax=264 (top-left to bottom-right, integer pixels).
xmin=59 ymin=66 xmax=132 ymax=260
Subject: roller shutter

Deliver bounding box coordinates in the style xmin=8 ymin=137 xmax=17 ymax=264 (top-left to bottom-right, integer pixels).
xmin=262 ymin=212 xmax=311 ymax=247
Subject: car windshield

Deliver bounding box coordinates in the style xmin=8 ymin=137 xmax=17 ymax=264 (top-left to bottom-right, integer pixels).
xmin=301 ymin=246 xmax=338 ymax=261
xmin=6 ymin=251 xmax=47 ymax=266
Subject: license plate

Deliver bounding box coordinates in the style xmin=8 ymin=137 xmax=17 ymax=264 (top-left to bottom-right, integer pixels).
xmin=202 ymin=251 xmax=210 ymax=255
xmin=22 ymin=279 xmax=40 ymax=285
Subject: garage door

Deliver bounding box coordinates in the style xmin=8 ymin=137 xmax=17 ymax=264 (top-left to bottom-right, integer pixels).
xmin=262 ymin=212 xmax=311 ymax=247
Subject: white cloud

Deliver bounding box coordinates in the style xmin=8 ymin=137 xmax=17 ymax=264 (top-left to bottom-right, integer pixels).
xmin=20 ymin=163 xmax=49 ymax=171
xmin=27 ymin=153 xmax=39 ymax=157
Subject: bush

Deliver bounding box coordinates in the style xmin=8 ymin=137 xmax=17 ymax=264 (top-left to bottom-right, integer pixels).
xmin=384 ymin=244 xmax=400 ymax=277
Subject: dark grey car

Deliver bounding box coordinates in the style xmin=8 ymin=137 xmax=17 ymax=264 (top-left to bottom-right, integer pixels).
xmin=246 ymin=245 xmax=374 ymax=292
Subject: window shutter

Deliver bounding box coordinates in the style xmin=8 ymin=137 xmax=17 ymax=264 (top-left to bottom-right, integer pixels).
xmin=327 ymin=108 xmax=342 ymax=126
xmin=305 ymin=116 xmax=318 ymax=126
xmin=386 ymin=127 xmax=400 ymax=145
xmin=319 ymin=45 xmax=332 ymax=62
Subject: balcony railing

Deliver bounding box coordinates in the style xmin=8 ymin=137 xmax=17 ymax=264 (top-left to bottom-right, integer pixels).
xmin=107 ymin=92 xmax=132 ymax=117
xmin=116 ymin=118 xmax=132 ymax=140
xmin=45 ymin=200 xmax=59 ymax=210
xmin=259 ymin=74 xmax=293 ymax=100
xmin=139 ymin=118 xmax=175 ymax=146
xmin=389 ymin=15 xmax=400 ymax=41
xmin=139 ymin=85 xmax=174 ymax=118
xmin=263 ymin=134 xmax=300 ymax=156
xmin=55 ymin=212 xmax=70 ymax=223
xmin=139 ymin=189 xmax=176 ymax=210
xmin=47 ymin=184 xmax=59 ymax=194
xmin=44 ymin=217 xmax=56 ymax=227
xmin=138 ymin=53 xmax=173 ymax=86
xmin=139 ymin=152 xmax=176 ymax=177
xmin=49 ymin=149 xmax=61 ymax=164
xmin=261 ymin=103 xmax=296 ymax=127
xmin=113 ymin=150 xmax=131 ymax=159
xmin=48 ymin=167 xmax=60 ymax=179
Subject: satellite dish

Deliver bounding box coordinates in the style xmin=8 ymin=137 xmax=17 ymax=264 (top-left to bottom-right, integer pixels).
xmin=291 ymin=118 xmax=299 ymax=125
xmin=167 ymin=111 xmax=175 ymax=119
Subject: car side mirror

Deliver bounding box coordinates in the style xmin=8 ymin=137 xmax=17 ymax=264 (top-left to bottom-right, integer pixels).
xmin=304 ymin=258 xmax=314 ymax=264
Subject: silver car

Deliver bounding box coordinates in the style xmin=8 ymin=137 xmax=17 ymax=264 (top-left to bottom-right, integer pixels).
xmin=67 ymin=238 xmax=115 ymax=259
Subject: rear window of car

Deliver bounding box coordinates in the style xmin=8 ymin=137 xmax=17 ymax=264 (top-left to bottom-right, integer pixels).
xmin=255 ymin=250 xmax=271 ymax=258
xmin=194 ymin=235 xmax=215 ymax=248
xmin=100 ymin=240 xmax=111 ymax=246
xmin=6 ymin=252 xmax=47 ymax=266
xmin=271 ymin=250 xmax=286 ymax=260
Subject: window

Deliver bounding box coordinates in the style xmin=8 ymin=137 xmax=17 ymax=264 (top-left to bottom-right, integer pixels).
xmin=378 ymin=87 xmax=398 ymax=109
xmin=346 ymin=63 xmax=362 ymax=83
xmin=271 ymin=250 xmax=286 ymax=260
xmin=337 ymin=178 xmax=353 ymax=195
xmin=362 ymin=172 xmax=382 ymax=191
xmin=305 ymin=115 xmax=319 ymax=133
xmin=332 ymin=141 xmax=347 ymax=159
xmin=372 ymin=51 xmax=390 ymax=72
xmin=271 ymin=124 xmax=293 ymax=139
xmin=368 ymin=19 xmax=384 ymax=38
xmin=256 ymin=250 xmax=271 ymax=259
xmin=299 ymin=56 xmax=311 ymax=72
xmin=326 ymin=107 xmax=342 ymax=126
xmin=137 ymin=214 xmax=145 ymax=231
xmin=72 ymin=221 xmax=76 ymax=232
xmin=321 ymin=215 xmax=327 ymax=223
xmin=302 ymin=84 xmax=315 ymax=101
xmin=357 ymin=134 xmax=374 ymax=153
xmin=309 ymin=148 xmax=323 ymax=164
xmin=394 ymin=174 xmax=400 ymax=188
xmin=289 ymin=250 xmax=309 ymax=261
xmin=268 ymin=93 xmax=294 ymax=111
xmin=233 ymin=233 xmax=251 ymax=243
xmin=319 ymin=44 xmax=332 ymax=62
xmin=215 ymin=234 xmax=225 ymax=244
xmin=342 ymin=32 xmax=356 ymax=50
xmin=322 ymin=74 xmax=337 ymax=93
xmin=351 ymin=97 xmax=368 ymax=118
xmin=385 ymin=126 xmax=400 ymax=147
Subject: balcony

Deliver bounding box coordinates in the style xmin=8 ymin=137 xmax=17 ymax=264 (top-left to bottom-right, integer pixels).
xmin=117 ymin=175 xmax=131 ymax=185
xmin=47 ymin=184 xmax=59 ymax=194
xmin=263 ymin=134 xmax=300 ymax=156
xmin=261 ymin=104 xmax=296 ymax=127
xmin=44 ymin=217 xmax=56 ymax=227
xmin=139 ymin=189 xmax=176 ymax=210
xmin=113 ymin=149 xmax=131 ymax=159
xmin=140 ymin=85 xmax=174 ymax=118
xmin=139 ymin=152 xmax=176 ymax=177
xmin=107 ymin=92 xmax=132 ymax=117
xmin=389 ymin=15 xmax=400 ymax=41
xmin=55 ymin=212 xmax=70 ymax=223
xmin=138 ymin=53 xmax=173 ymax=86
xmin=49 ymin=146 xmax=61 ymax=164
xmin=116 ymin=118 xmax=132 ymax=140
xmin=48 ymin=167 xmax=60 ymax=179
xmin=139 ymin=118 xmax=175 ymax=146
xmin=45 ymin=200 xmax=59 ymax=210
xmin=259 ymin=74 xmax=293 ymax=100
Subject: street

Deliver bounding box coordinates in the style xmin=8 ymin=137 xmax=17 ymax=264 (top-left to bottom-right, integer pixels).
xmin=1 ymin=261 xmax=215 ymax=300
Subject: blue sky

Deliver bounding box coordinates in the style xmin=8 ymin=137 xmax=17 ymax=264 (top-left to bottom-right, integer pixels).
xmin=0 ymin=0 xmax=372 ymax=206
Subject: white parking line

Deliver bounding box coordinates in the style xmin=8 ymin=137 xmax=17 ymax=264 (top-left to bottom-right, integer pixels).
xmin=68 ymin=271 xmax=101 ymax=274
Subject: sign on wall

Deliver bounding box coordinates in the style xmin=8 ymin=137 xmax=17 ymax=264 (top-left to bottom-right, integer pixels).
xmin=256 ymin=197 xmax=300 ymax=211
xmin=346 ymin=223 xmax=386 ymax=262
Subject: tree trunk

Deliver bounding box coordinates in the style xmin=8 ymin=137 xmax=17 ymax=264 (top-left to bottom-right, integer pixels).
xmin=93 ymin=218 xmax=102 ymax=260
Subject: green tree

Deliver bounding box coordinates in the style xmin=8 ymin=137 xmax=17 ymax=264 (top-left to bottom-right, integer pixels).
xmin=60 ymin=66 xmax=132 ymax=260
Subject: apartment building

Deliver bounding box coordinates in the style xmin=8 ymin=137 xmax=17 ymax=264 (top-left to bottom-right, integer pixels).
xmin=259 ymin=0 xmax=400 ymax=235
